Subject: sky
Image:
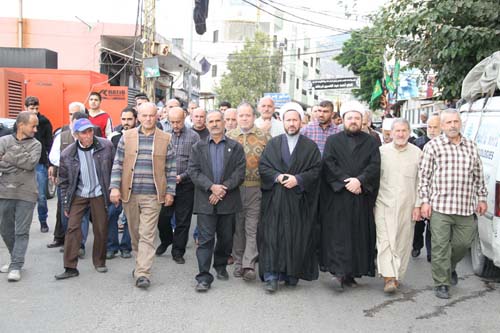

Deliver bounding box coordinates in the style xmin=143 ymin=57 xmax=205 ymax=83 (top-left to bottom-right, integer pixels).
xmin=3 ymin=0 xmax=388 ymax=38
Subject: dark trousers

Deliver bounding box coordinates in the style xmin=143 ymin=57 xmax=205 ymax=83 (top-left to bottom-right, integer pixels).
xmin=195 ymin=213 xmax=234 ymax=284
xmin=53 ymin=188 xmax=65 ymax=243
xmin=413 ymin=218 xmax=431 ymax=256
xmin=157 ymin=183 xmax=195 ymax=258
xmin=63 ymin=196 xmax=108 ymax=269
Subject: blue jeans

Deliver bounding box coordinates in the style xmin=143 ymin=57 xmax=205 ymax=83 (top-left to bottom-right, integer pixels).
xmin=107 ymin=203 xmax=131 ymax=252
xmin=264 ymin=272 xmax=298 ymax=285
xmin=35 ymin=164 xmax=48 ymax=224
xmin=59 ymin=188 xmax=89 ymax=249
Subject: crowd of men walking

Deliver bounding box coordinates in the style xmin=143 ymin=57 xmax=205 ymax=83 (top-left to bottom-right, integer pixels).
xmin=0 ymin=93 xmax=487 ymax=300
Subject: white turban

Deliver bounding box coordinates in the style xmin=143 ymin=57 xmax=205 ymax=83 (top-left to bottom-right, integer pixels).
xmin=382 ymin=118 xmax=395 ymax=131
xmin=279 ymin=102 xmax=304 ymax=121
xmin=340 ymin=100 xmax=366 ymax=118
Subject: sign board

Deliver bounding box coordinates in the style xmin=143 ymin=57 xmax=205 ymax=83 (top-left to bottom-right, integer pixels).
xmin=143 ymin=57 xmax=160 ymax=78
xmin=264 ymin=92 xmax=291 ymax=108
xmin=309 ymin=77 xmax=360 ymax=90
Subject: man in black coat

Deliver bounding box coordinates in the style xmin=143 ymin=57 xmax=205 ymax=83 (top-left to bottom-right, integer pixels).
xmin=411 ymin=114 xmax=441 ymax=262
xmin=188 ymin=110 xmax=246 ymax=292
xmin=25 ymin=96 xmax=53 ymax=233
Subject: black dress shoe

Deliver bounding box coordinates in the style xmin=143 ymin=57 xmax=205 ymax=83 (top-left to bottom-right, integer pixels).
xmin=434 ymin=285 xmax=450 ymax=299
xmin=216 ymin=268 xmax=229 ymax=280
xmin=173 ymin=256 xmax=185 ymax=264
xmin=47 ymin=240 xmax=64 ymax=248
xmin=344 ymin=276 xmax=358 ymax=288
xmin=136 ymin=276 xmax=150 ymax=289
xmin=155 ymin=243 xmax=168 ymax=256
xmin=195 ymin=281 xmax=211 ymax=292
xmin=451 ymin=271 xmax=458 ymax=286
xmin=40 ymin=222 xmax=49 ymax=233
xmin=55 ymin=268 xmax=79 ymax=280
xmin=427 ymin=255 xmax=431 ymax=263
xmin=265 ymin=280 xmax=278 ymax=294
xmin=411 ymin=249 xmax=421 ymax=258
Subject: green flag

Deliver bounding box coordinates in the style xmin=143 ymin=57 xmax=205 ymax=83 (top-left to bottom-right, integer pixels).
xmin=385 ymin=74 xmax=396 ymax=93
xmin=394 ymin=60 xmax=400 ymax=86
xmin=370 ymin=79 xmax=383 ymax=102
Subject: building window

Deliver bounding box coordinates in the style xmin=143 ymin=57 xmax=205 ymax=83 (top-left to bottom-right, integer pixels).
xmin=297 ymin=48 xmax=301 ymax=59
xmin=213 ymin=30 xmax=219 ymax=43
xmin=302 ymin=89 xmax=307 ymax=96
xmin=282 ymin=71 xmax=286 ymax=84
xmin=303 ymin=61 xmax=308 ymax=67
xmin=310 ymin=57 xmax=314 ymax=66
xmin=296 ymin=78 xmax=299 ymax=90
xmin=212 ymin=65 xmax=218 ymax=77
xmin=284 ymin=38 xmax=288 ymax=51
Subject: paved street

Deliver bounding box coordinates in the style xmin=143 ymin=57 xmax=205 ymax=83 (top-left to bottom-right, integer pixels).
xmin=1 ymin=197 xmax=499 ymax=333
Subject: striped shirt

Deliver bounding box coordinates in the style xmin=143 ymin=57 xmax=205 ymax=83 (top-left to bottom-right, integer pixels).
xmin=169 ymin=127 xmax=200 ymax=182
xmin=301 ymin=120 xmax=341 ymax=155
xmin=76 ymin=145 xmax=102 ymax=198
xmin=110 ymin=128 xmax=177 ymax=196
xmin=418 ymin=134 xmax=487 ymax=216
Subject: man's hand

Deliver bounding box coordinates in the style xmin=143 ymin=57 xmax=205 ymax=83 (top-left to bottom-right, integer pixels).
xmin=477 ymin=201 xmax=487 ymax=216
xmin=412 ymin=207 xmax=421 ymax=221
xmin=48 ymin=166 xmax=57 ymax=184
xmin=344 ymin=178 xmax=361 ymax=195
xmin=64 ymin=210 xmax=70 ymax=218
xmin=421 ymin=203 xmax=432 ymax=219
xmin=210 ymin=184 xmax=227 ymax=199
xmin=164 ymin=194 xmax=174 ymax=207
xmin=110 ymin=188 xmax=121 ymax=207
xmin=176 ymin=175 xmax=182 ymax=184
xmin=281 ymin=174 xmax=298 ymax=189
xmin=209 ymin=193 xmax=220 ymax=206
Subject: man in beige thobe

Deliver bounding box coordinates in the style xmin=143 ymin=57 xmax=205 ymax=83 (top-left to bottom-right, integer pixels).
xmin=375 ymin=118 xmax=422 ymax=294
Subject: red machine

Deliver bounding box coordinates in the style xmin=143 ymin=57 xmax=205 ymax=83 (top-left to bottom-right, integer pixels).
xmin=0 ymin=68 xmax=129 ymax=131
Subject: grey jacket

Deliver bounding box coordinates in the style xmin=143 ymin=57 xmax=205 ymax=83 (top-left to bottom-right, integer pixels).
xmin=0 ymin=134 xmax=42 ymax=203
xmin=188 ymin=137 xmax=246 ymax=215
xmin=59 ymin=137 xmax=115 ymax=212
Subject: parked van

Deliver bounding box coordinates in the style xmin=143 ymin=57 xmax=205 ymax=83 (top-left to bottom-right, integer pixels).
xmin=460 ymin=96 xmax=500 ymax=279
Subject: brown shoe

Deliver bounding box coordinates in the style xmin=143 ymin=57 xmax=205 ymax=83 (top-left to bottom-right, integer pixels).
xmin=242 ymin=268 xmax=256 ymax=281
xmin=384 ymin=277 xmax=397 ymax=294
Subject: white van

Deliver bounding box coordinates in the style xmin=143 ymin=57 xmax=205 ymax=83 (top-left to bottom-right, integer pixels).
xmin=460 ymin=96 xmax=500 ymax=279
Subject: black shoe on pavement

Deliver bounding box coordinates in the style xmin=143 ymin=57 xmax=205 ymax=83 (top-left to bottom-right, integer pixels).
xmin=344 ymin=276 xmax=358 ymax=288
xmin=155 ymin=243 xmax=168 ymax=256
xmin=434 ymin=285 xmax=450 ymax=299
xmin=216 ymin=268 xmax=229 ymax=280
xmin=55 ymin=268 xmax=79 ymax=280
xmin=40 ymin=222 xmax=49 ymax=233
xmin=411 ymin=249 xmax=421 ymax=258
xmin=427 ymin=255 xmax=431 ymax=263
xmin=173 ymin=256 xmax=185 ymax=264
xmin=195 ymin=281 xmax=211 ymax=292
xmin=451 ymin=271 xmax=458 ymax=286
xmin=265 ymin=280 xmax=278 ymax=294
xmin=121 ymin=250 xmax=132 ymax=259
xmin=106 ymin=251 xmax=117 ymax=260
xmin=47 ymin=240 xmax=64 ymax=248
xmin=136 ymin=276 xmax=150 ymax=289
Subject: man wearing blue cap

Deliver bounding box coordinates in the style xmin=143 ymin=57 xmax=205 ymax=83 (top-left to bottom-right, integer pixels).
xmin=55 ymin=118 xmax=115 ymax=280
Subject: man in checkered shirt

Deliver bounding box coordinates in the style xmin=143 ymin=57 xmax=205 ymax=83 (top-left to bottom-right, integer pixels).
xmin=418 ymin=108 xmax=487 ymax=299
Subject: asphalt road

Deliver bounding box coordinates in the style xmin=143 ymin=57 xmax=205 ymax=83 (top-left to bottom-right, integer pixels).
xmin=1 ymin=197 xmax=499 ymax=333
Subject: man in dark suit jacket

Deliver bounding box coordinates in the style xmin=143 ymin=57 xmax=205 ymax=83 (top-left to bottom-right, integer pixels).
xmin=188 ymin=110 xmax=246 ymax=292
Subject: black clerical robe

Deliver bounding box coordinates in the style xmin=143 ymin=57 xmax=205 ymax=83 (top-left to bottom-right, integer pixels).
xmin=320 ymin=131 xmax=381 ymax=278
xmin=258 ymin=134 xmax=322 ymax=281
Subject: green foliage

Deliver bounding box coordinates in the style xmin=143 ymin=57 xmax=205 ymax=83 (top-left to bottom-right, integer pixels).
xmin=215 ymin=31 xmax=281 ymax=106
xmin=375 ymin=0 xmax=500 ymax=100
xmin=335 ymin=27 xmax=385 ymax=109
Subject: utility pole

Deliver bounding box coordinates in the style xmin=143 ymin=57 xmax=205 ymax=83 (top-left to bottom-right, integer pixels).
xmin=141 ymin=0 xmax=156 ymax=101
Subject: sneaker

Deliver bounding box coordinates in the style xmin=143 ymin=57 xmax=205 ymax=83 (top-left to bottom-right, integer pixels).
xmin=242 ymin=268 xmax=256 ymax=281
xmin=434 ymin=285 xmax=450 ymax=299
xmin=95 ymin=266 xmax=108 ymax=273
xmin=106 ymin=251 xmax=117 ymax=260
xmin=411 ymin=249 xmax=421 ymax=258
xmin=195 ymin=281 xmax=210 ymax=292
xmin=136 ymin=276 xmax=150 ymax=289
xmin=0 ymin=263 xmax=10 ymax=273
xmin=40 ymin=222 xmax=49 ymax=233
xmin=120 ymin=250 xmax=132 ymax=259
xmin=265 ymin=280 xmax=278 ymax=294
xmin=7 ymin=270 xmax=21 ymax=282
xmin=55 ymin=268 xmax=79 ymax=280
